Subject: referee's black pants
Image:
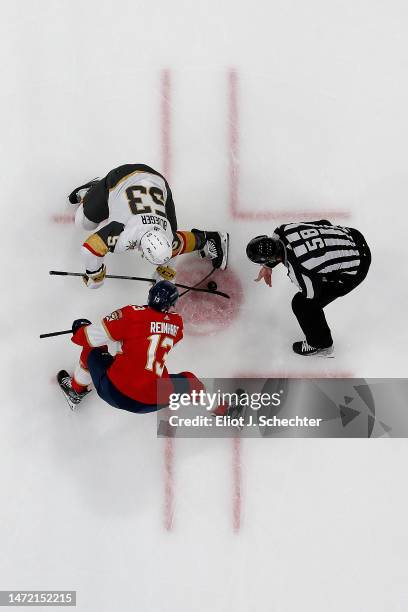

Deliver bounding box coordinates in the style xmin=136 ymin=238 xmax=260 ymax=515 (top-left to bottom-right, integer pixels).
xmin=291 ymin=230 xmax=371 ymax=348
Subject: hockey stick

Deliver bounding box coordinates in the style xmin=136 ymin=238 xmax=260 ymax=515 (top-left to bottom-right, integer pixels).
xmin=49 ymin=270 xmax=230 ymax=299
xmin=41 ymin=268 xmax=228 ymax=338
xmin=40 ymin=329 xmax=72 ymax=339
xmin=178 ymin=268 xmax=215 ymax=298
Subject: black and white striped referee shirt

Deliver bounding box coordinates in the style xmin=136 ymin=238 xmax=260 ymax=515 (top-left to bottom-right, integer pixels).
xmin=273 ymin=220 xmax=362 ymax=299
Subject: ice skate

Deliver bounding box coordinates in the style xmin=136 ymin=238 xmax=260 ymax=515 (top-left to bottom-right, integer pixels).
xmin=193 ymin=229 xmax=229 ymax=270
xmin=68 ymin=178 xmax=99 ymax=204
xmin=292 ymin=340 xmax=334 ymax=357
xmin=57 ymin=370 xmax=91 ymax=410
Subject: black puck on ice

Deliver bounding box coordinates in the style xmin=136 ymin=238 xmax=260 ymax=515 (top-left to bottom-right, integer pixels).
xmin=207 ymin=281 xmax=218 ymax=291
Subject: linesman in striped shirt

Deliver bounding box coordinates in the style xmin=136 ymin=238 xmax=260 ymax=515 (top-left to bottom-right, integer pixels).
xmin=246 ymin=220 xmax=371 ymax=356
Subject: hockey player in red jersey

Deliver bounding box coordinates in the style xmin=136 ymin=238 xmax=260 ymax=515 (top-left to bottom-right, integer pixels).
xmin=57 ymin=281 xmax=203 ymax=412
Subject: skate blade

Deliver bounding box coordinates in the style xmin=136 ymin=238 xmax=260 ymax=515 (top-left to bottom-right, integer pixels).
xmin=316 ymin=347 xmax=335 ymax=358
xmin=57 ymin=382 xmax=80 ymax=411
xmin=219 ymin=232 xmax=229 ymax=270
xmin=199 ymin=232 xmax=229 ymax=270
xmin=210 ymin=232 xmax=229 ymax=270
xmin=61 ymin=392 xmax=79 ymax=411
xmin=294 ymin=347 xmax=335 ymax=358
xmin=319 ymin=346 xmax=336 ymax=359
xmin=60 ymin=387 xmax=79 ymax=412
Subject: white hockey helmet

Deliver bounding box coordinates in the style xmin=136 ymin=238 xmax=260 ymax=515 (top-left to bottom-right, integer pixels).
xmin=140 ymin=228 xmax=172 ymax=265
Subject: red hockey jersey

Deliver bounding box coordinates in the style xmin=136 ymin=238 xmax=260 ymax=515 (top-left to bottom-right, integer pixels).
xmin=72 ymin=305 xmax=184 ymax=404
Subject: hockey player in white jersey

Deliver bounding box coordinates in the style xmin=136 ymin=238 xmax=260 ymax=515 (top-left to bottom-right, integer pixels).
xmin=246 ymin=220 xmax=371 ymax=356
xmin=69 ymin=163 xmax=229 ymax=288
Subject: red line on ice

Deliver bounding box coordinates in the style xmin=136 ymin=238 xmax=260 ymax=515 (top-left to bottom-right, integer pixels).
xmin=164 ymin=436 xmax=175 ymax=531
xmin=232 ymin=437 xmax=242 ymax=533
xmin=228 ymin=69 xmax=239 ymax=218
xmin=228 ymin=70 xmax=243 ymax=532
xmin=233 ymin=210 xmax=351 ymax=221
xmin=236 ymin=371 xmax=355 ymax=379
xmin=161 ymin=69 xmax=172 ymax=178
xmin=161 ymin=68 xmax=175 ymax=531
xmin=227 ymin=68 xmax=350 ymax=221
xmin=50 ymin=213 xmax=75 ymax=224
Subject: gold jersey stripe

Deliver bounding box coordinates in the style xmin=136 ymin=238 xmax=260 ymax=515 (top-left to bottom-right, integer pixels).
xmin=184 ymin=231 xmax=197 ymax=253
xmin=108 ymin=170 xmax=151 ymax=191
xmin=174 ymin=230 xmax=197 ymax=254
xmin=85 ymin=233 xmax=109 ymax=256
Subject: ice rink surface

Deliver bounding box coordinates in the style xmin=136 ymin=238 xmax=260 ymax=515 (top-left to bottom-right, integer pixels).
xmin=1 ymin=1 xmax=408 ymax=610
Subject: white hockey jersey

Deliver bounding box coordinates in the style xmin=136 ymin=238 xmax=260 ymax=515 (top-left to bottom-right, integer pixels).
xmin=81 ymin=170 xmax=175 ymax=272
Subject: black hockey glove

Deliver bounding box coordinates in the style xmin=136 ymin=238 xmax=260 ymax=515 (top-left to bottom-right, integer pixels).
xmin=72 ymin=318 xmax=92 ymax=335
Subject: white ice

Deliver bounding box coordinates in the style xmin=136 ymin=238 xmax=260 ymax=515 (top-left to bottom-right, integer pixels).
xmin=1 ymin=1 xmax=408 ymax=610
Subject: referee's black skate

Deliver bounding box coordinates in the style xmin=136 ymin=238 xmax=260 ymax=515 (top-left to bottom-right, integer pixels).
xmin=57 ymin=370 xmax=91 ymax=410
xmin=68 ymin=178 xmax=99 ymax=204
xmin=292 ymin=340 xmax=334 ymax=357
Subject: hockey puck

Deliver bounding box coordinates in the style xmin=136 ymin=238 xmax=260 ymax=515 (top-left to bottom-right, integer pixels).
xmin=207 ymin=281 xmax=218 ymax=291
xmin=175 ymin=260 xmax=243 ymax=336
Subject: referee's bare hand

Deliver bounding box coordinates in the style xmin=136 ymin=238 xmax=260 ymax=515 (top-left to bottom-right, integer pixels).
xmin=254 ymin=266 xmax=272 ymax=287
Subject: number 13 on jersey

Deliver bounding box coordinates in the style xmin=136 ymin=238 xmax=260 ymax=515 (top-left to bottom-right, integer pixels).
xmin=145 ymin=334 xmax=174 ymax=376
